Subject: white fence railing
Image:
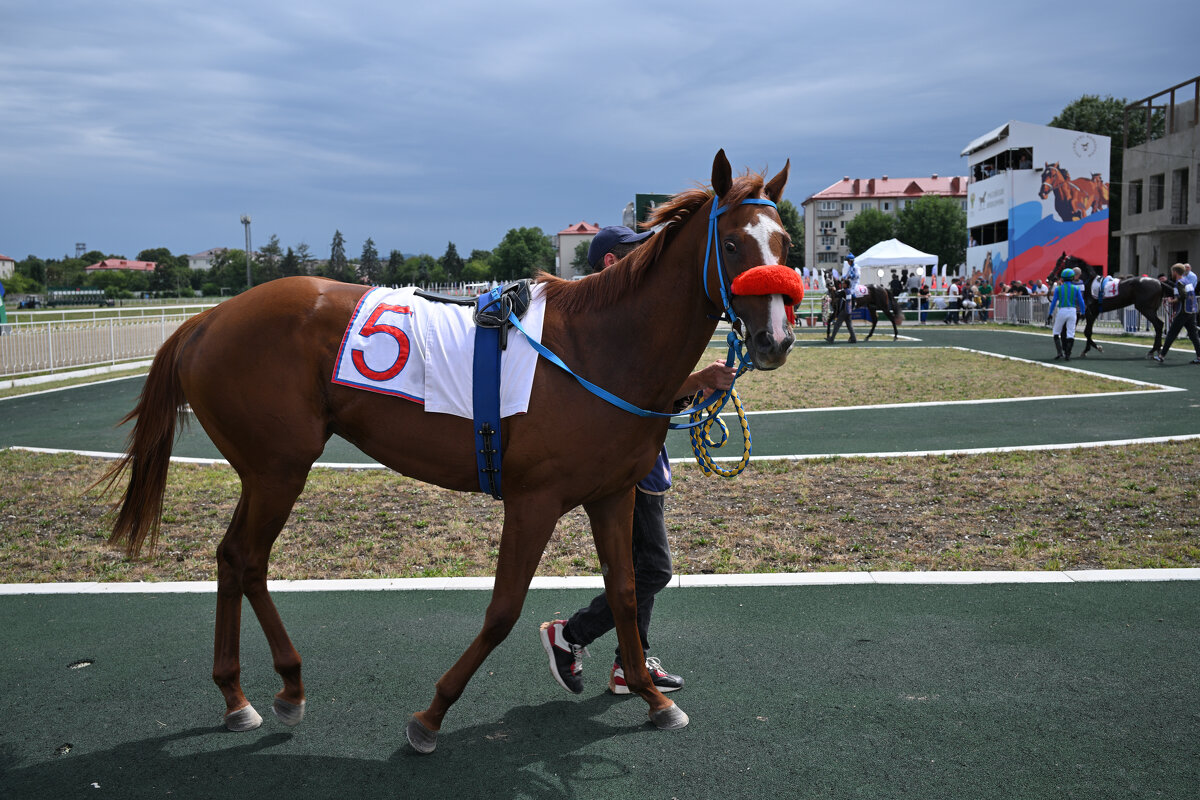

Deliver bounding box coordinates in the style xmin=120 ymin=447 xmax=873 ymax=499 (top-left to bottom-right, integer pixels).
xmin=990 ymin=295 xmax=1168 ymax=331
xmin=0 ymin=293 xmax=1174 ymax=380
xmin=0 ymin=315 xmax=189 ymax=378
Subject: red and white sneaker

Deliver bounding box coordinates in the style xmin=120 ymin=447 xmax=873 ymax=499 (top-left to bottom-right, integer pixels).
xmin=539 ymin=620 xmax=588 ymax=694
xmin=608 ymin=656 xmax=684 ymax=695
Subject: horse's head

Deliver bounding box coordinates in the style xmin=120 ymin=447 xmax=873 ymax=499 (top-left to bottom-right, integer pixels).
xmin=1050 ymin=253 xmax=1091 ymax=283
xmin=707 ymin=150 xmax=797 ymax=370
xmin=1038 ymin=162 xmax=1060 ymax=199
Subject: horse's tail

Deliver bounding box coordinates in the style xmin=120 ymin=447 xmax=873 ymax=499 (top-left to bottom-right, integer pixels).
xmin=98 ymin=314 xmax=205 ymax=558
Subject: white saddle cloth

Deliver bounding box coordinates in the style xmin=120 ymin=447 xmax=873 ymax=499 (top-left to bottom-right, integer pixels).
xmin=332 ymin=285 xmax=546 ymax=418
xmin=1089 ymin=277 xmax=1119 ymax=301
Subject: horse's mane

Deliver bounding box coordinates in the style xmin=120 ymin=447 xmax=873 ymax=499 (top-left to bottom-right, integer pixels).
xmin=537 ymin=173 xmax=768 ymax=316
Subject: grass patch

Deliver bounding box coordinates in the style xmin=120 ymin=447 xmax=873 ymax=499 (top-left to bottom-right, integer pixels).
xmin=1 ymin=440 xmax=1197 ymax=582
xmin=0 ymin=327 xmax=1185 ymax=582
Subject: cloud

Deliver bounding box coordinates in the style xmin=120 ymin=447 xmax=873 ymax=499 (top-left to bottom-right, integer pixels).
xmin=1 ymin=0 xmax=1195 ymax=261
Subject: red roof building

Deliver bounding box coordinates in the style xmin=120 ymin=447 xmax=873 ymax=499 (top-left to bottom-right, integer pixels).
xmin=555 ymin=221 xmax=601 ymax=280
xmin=802 ymin=175 xmax=967 ymax=268
xmin=85 ymin=259 xmax=158 ymax=272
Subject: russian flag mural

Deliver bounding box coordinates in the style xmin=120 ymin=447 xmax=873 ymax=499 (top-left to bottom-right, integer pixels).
xmin=964 ymin=122 xmax=1111 ymax=285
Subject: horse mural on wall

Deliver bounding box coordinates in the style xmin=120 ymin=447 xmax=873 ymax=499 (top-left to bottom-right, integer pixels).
xmin=100 ymin=150 xmax=801 ymax=754
xmin=1038 ymin=162 xmax=1108 ymax=222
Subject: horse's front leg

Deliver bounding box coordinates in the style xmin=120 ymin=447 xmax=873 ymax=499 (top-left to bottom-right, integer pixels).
xmin=407 ymin=495 xmax=560 ymax=754
xmin=584 ymin=490 xmax=687 ymax=731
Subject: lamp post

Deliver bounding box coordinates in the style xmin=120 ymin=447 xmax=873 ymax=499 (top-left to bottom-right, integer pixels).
xmin=240 ymin=215 xmax=252 ymax=288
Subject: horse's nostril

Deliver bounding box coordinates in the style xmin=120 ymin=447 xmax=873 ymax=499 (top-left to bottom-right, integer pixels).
xmin=753 ymin=329 xmax=787 ymax=352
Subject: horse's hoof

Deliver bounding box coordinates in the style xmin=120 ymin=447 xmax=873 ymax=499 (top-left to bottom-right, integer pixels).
xmin=224 ymin=704 xmax=263 ymax=732
xmin=272 ymin=697 xmax=306 ymax=727
xmin=649 ymin=703 xmax=689 ymax=730
xmin=406 ymin=715 xmax=438 ymax=754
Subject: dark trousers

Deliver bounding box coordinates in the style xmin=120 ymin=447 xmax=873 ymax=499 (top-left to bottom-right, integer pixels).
xmin=828 ymin=304 xmax=855 ymax=341
xmin=565 ymin=489 xmax=672 ymax=664
xmin=1162 ymin=310 xmax=1200 ymax=356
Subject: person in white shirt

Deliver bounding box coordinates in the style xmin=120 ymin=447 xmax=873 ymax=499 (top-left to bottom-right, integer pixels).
xmin=843 ymin=254 xmax=859 ymax=295
xmin=944 ymin=278 xmax=961 ymax=324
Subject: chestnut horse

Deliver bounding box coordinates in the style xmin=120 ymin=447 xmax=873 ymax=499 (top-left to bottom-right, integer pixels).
xmin=1048 ymin=253 xmax=1167 ymax=358
xmin=102 ymin=150 xmax=795 ymax=754
xmin=1039 ymin=162 xmax=1103 ymax=222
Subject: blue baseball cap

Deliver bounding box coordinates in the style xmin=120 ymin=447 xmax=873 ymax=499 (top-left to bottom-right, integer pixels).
xmin=588 ymin=226 xmax=652 ymax=268
xmin=846 ymin=252 xmax=855 ymax=260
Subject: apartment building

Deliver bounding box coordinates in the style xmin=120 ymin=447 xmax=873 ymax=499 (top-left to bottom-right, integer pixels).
xmin=802 ymin=175 xmax=966 ymax=269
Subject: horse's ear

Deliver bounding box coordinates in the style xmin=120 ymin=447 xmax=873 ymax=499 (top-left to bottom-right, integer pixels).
xmin=712 ymin=149 xmax=732 ymax=198
xmin=764 ymin=159 xmax=790 ymax=203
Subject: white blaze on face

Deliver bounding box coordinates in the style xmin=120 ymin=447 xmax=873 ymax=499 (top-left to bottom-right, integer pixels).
xmin=742 ymin=215 xmax=786 ymax=266
xmin=743 ymin=213 xmax=791 ymax=343
xmin=765 ymin=294 xmax=790 ymax=342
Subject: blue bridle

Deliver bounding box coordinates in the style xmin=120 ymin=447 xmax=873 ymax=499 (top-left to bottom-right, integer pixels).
xmin=505 ymin=194 xmax=780 ymax=428
xmin=703 ymin=197 xmax=780 ymax=326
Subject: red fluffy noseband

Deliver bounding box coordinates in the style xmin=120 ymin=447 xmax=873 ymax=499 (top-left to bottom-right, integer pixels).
xmin=730 ymin=265 xmax=805 ymax=324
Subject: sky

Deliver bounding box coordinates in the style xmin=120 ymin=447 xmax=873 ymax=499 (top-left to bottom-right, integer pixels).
xmin=2 ymin=0 xmax=1196 ymax=264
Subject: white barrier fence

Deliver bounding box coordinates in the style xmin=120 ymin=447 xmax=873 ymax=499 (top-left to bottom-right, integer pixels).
xmin=989 ymin=295 xmax=1167 ymax=332
xmin=0 ymin=293 xmax=1173 ymax=381
xmin=0 ymin=315 xmax=188 ymax=379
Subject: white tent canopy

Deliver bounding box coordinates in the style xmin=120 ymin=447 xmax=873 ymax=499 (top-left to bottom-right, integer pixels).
xmin=851 ymin=238 xmax=939 ymax=279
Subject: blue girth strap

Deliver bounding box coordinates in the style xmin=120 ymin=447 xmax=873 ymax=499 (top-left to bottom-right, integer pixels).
xmin=473 ymin=286 xmax=504 ymax=499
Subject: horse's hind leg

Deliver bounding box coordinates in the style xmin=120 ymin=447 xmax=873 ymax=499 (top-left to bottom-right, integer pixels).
xmin=213 ymin=473 xmax=309 ymax=730
xmin=408 ymin=496 xmax=561 ymax=753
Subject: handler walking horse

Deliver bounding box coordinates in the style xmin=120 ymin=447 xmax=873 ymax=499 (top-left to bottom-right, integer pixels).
xmin=101 ymin=151 xmax=798 ymax=753
xmin=1048 ymin=253 xmax=1168 ymax=358
xmin=823 ymin=271 xmax=903 ymax=341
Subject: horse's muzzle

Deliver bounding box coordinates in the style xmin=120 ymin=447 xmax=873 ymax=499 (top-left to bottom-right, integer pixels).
xmin=747 ymin=323 xmax=794 ymax=370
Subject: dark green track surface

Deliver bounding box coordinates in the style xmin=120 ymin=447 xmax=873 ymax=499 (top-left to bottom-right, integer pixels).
xmin=2 ymin=328 xmax=1198 ymax=462
xmin=2 ymin=583 xmax=1197 ymax=799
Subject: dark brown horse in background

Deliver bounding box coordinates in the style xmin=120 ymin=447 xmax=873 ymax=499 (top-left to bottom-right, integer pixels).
xmin=1048 ymin=253 xmax=1168 ymax=358
xmin=822 ymin=271 xmax=903 ymax=341
xmin=101 ymin=151 xmax=795 ymax=754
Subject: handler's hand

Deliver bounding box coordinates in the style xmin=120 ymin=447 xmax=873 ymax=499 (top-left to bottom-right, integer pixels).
xmin=681 ymin=359 xmax=734 ymax=402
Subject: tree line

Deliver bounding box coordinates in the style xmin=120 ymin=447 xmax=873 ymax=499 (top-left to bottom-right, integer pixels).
xmin=3 ymin=224 xmax=569 ymax=300
xmin=4 ymin=202 xmax=807 ymax=300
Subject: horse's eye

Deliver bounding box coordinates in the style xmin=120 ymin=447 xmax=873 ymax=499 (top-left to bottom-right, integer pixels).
xmin=723 ymin=240 xmax=736 ymax=254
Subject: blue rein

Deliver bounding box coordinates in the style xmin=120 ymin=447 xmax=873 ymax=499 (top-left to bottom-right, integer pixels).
xmin=506 ymin=194 xmax=776 ymax=430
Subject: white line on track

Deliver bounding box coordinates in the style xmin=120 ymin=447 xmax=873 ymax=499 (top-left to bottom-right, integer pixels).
xmin=3 ymin=568 xmax=1198 ymax=595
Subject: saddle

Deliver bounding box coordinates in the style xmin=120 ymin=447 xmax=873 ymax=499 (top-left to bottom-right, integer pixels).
xmin=416 ymin=279 xmax=532 ymax=350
